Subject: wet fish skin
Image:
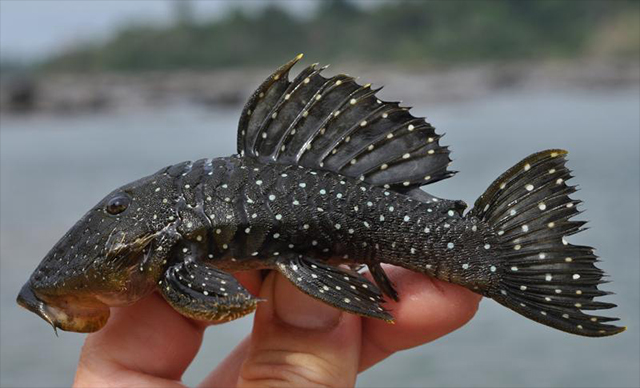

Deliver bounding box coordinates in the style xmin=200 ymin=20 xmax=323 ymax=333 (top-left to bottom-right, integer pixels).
xmin=18 ymin=55 xmax=624 ymax=337
xmin=165 ymin=155 xmax=491 ymax=289
xmin=16 ymin=166 xmax=184 ymax=332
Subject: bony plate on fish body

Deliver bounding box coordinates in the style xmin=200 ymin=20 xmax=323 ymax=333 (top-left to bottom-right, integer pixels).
xmin=18 ymin=54 xmax=625 ymax=338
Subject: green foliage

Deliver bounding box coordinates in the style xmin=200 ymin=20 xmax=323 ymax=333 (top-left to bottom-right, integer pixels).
xmin=42 ymin=0 xmax=639 ymax=72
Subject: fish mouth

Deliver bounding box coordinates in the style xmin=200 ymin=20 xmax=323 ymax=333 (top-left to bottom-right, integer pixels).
xmin=17 ymin=282 xmax=110 ymax=334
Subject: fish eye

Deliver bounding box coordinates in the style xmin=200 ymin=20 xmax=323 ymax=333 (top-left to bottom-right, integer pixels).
xmin=106 ymin=194 xmax=131 ymax=215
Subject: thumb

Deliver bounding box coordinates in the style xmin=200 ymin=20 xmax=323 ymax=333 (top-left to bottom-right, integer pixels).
xmin=237 ymin=271 xmax=362 ymax=388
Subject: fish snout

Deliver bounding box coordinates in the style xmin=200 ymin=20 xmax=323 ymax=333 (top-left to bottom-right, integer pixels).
xmin=17 ymin=282 xmax=56 ymax=328
xmin=17 ymin=282 xmax=110 ymax=333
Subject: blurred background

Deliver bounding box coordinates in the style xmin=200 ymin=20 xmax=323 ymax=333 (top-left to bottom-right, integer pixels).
xmin=1 ymin=1 xmax=638 ymax=387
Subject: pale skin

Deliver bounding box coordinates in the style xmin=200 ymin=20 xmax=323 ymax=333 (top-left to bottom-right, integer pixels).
xmin=73 ymin=264 xmax=482 ymax=388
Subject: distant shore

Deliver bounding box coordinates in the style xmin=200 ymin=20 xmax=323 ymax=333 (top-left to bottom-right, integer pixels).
xmin=1 ymin=59 xmax=638 ymax=116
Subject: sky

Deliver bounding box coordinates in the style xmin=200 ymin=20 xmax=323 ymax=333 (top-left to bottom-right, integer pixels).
xmin=0 ymin=0 xmax=320 ymax=61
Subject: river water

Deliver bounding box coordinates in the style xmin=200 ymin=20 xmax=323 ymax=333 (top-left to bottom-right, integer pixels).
xmin=1 ymin=88 xmax=638 ymax=387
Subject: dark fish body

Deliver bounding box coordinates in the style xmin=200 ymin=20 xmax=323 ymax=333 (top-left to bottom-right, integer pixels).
xmin=18 ymin=55 xmax=624 ymax=337
xmin=155 ymin=156 xmax=489 ymax=286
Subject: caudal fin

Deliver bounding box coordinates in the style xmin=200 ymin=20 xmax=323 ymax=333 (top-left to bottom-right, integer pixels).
xmin=471 ymin=150 xmax=624 ymax=337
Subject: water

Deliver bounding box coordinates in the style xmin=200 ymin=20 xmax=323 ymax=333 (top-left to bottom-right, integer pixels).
xmin=1 ymin=89 xmax=638 ymax=388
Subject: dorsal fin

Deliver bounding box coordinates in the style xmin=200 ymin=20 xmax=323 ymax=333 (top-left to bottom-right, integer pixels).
xmin=237 ymin=54 xmax=455 ymax=192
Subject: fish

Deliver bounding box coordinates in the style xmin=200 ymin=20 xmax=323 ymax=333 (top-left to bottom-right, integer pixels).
xmin=17 ymin=54 xmax=625 ymax=337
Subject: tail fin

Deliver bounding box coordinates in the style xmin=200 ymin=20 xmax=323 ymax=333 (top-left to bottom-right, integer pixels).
xmin=471 ymin=149 xmax=625 ymax=337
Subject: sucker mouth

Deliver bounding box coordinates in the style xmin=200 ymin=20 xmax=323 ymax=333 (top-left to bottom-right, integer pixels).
xmin=17 ymin=283 xmax=59 ymax=335
xmin=17 ymin=282 xmax=110 ymax=334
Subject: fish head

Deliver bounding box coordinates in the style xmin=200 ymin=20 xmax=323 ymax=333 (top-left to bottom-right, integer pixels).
xmin=18 ymin=169 xmax=180 ymax=333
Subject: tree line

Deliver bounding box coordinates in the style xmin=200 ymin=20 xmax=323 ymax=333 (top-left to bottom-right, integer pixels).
xmin=40 ymin=0 xmax=640 ymax=72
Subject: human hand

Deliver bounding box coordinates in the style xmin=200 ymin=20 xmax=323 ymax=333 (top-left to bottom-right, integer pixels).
xmin=73 ymin=265 xmax=481 ymax=387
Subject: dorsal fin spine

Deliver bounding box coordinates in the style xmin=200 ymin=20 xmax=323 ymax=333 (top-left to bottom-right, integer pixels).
xmin=316 ymin=86 xmax=380 ymax=163
xmin=252 ymin=65 xmax=319 ymax=155
xmin=314 ymin=97 xmax=388 ymax=168
xmin=294 ymin=75 xmax=359 ymax=162
xmin=331 ymin=117 xmax=409 ymax=167
xmin=266 ymin=66 xmax=330 ymax=160
xmin=343 ymin=121 xmax=435 ymax=173
xmin=342 ymin=106 xmax=420 ymax=161
xmin=311 ymin=83 xmax=372 ymax=161
xmin=356 ymin=131 xmax=439 ymax=176
xmin=289 ymin=75 xmax=348 ymax=162
xmin=275 ymin=74 xmax=355 ymax=161
xmin=238 ymin=54 xmax=303 ymax=154
xmin=331 ymin=104 xmax=397 ymax=171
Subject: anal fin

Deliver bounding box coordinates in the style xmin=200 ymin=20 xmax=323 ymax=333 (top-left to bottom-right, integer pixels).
xmin=275 ymin=255 xmax=393 ymax=322
xmin=159 ymin=260 xmax=259 ymax=323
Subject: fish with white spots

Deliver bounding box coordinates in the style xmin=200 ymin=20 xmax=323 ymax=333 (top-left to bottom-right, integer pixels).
xmin=18 ymin=55 xmax=624 ymax=337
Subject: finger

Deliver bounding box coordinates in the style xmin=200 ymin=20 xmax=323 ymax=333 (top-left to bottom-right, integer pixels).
xmin=359 ymin=265 xmax=482 ymax=371
xmin=74 ymin=292 xmax=204 ymax=387
xmin=198 ymin=335 xmax=251 ymax=388
xmin=194 ymin=271 xmax=267 ymax=387
xmin=237 ymin=272 xmax=362 ymax=388
xmin=233 ymin=270 xmax=264 ymax=297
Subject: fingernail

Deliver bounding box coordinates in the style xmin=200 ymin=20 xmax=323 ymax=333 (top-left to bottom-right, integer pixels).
xmin=273 ymin=274 xmax=341 ymax=330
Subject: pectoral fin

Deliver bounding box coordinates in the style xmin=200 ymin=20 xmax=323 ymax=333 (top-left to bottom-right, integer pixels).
xmin=159 ymin=260 xmax=259 ymax=323
xmin=369 ymin=263 xmax=399 ymax=302
xmin=275 ymin=255 xmax=393 ymax=322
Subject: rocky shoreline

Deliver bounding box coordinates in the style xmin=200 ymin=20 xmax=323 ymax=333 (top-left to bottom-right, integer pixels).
xmin=1 ymin=59 xmax=638 ymax=115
